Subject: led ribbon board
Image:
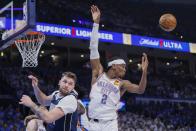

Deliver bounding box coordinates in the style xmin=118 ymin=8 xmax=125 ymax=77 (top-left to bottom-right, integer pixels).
xmin=130 ymin=35 xmax=190 ymax=52
xmin=36 ymin=22 xmax=123 ymax=44
xmin=1 ymin=20 xmax=195 ymax=53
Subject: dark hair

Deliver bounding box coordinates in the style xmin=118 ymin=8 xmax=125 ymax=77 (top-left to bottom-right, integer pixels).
xmin=62 ymin=72 xmax=77 ymax=84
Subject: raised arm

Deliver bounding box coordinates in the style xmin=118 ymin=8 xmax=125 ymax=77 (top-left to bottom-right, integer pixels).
xmin=121 ymin=53 xmax=148 ymax=95
xmin=90 ymin=5 xmax=103 ymax=84
xmin=28 ymin=75 xmax=52 ymax=106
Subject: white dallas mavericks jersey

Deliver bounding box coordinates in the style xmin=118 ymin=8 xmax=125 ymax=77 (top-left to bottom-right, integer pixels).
xmin=88 ymin=72 xmax=121 ymax=120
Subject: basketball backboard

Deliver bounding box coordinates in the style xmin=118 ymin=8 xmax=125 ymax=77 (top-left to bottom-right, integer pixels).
xmin=0 ymin=0 xmax=36 ymax=50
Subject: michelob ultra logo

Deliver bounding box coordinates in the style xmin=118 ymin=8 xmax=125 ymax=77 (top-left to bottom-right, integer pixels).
xmin=131 ymin=35 xmax=190 ymax=52
xmin=138 ymin=38 xmax=183 ymax=50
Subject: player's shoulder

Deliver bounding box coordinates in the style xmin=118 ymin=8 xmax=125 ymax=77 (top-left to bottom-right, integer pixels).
xmin=70 ymin=89 xmax=78 ymax=98
xmin=121 ymin=79 xmax=131 ymax=84
xmin=52 ymin=90 xmax=59 ymax=94
xmin=77 ymin=99 xmax=85 ymax=108
xmin=50 ymin=90 xmax=59 ymax=97
xmin=121 ymin=80 xmax=133 ymax=88
xmin=63 ymin=94 xmax=77 ymax=103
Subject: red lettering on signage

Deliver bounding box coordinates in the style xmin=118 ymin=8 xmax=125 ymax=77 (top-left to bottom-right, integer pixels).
xmin=72 ymin=28 xmax=75 ymax=36
xmin=160 ymin=40 xmax=163 ymax=47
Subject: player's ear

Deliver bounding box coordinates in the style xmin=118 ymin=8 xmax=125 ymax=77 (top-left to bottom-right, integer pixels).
xmin=112 ymin=64 xmax=117 ymax=70
xmin=111 ymin=64 xmax=114 ymax=70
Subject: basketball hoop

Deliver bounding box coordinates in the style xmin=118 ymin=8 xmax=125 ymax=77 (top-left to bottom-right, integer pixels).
xmin=14 ymin=31 xmax=45 ymax=67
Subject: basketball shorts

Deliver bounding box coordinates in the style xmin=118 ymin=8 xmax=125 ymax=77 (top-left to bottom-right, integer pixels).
xmin=77 ymin=113 xmax=118 ymax=131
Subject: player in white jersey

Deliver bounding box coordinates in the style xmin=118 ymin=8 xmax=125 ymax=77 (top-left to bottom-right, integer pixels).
xmin=86 ymin=5 xmax=149 ymax=131
xmin=77 ymin=100 xmax=125 ymax=131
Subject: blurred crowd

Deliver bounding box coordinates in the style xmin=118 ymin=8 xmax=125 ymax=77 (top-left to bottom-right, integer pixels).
xmin=0 ymin=105 xmax=25 ymax=131
xmin=1 ymin=57 xmax=196 ymax=100
xmin=1 ymin=66 xmax=196 ymax=100
xmin=0 ymin=58 xmax=196 ymax=130
xmin=123 ymin=100 xmax=196 ymax=130
xmin=1 ymin=103 xmax=195 ymax=131
xmin=118 ymin=110 xmax=196 ymax=131
xmin=127 ymin=69 xmax=196 ymax=99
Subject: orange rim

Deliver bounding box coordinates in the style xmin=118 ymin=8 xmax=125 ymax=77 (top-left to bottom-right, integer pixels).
xmin=15 ymin=32 xmax=45 ymax=43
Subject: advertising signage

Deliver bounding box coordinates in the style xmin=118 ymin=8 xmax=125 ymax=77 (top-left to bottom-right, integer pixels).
xmin=0 ymin=19 xmax=195 ymax=53
xmin=36 ymin=22 xmax=123 ymax=44
xmin=131 ymin=35 xmax=190 ymax=52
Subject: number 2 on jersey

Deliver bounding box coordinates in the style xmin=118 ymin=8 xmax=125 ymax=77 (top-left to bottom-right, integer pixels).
xmin=101 ymin=94 xmax=108 ymax=104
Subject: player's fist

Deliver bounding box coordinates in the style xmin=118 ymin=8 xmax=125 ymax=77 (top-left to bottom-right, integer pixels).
xmin=91 ymin=5 xmax=101 ymax=24
xmin=28 ymin=75 xmax=38 ymax=88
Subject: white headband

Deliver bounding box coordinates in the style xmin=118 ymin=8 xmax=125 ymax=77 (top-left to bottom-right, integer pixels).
xmin=108 ymin=59 xmax=126 ymax=67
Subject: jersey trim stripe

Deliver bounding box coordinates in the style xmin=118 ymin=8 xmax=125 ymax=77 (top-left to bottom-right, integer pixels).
xmin=77 ymin=115 xmax=88 ymax=131
xmin=117 ymin=118 xmax=119 ymax=129
xmin=104 ymin=73 xmax=121 ymax=81
xmin=91 ymin=72 xmax=104 ymax=86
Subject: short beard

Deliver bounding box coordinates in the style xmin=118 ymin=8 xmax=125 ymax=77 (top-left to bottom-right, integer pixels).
xmin=59 ymin=88 xmax=69 ymax=96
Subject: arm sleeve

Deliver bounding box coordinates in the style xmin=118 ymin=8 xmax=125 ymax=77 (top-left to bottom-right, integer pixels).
xmin=89 ymin=23 xmax=100 ymax=60
xmin=56 ymin=95 xmax=77 ymax=115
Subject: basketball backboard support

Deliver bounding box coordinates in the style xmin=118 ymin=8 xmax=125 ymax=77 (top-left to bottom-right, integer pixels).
xmin=0 ymin=0 xmax=36 ymax=50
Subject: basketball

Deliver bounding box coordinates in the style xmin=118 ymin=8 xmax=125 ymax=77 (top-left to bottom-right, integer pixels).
xmin=159 ymin=14 xmax=177 ymax=32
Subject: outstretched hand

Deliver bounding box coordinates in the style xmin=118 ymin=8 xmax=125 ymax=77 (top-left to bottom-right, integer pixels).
xmin=91 ymin=5 xmax=101 ymax=24
xmin=141 ymin=53 xmax=148 ymax=72
xmin=19 ymin=95 xmax=35 ymax=108
xmin=28 ymin=75 xmax=38 ymax=88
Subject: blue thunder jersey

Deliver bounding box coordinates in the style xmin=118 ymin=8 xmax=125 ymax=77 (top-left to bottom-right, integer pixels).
xmin=48 ymin=90 xmax=78 ymax=131
xmin=88 ymin=72 xmax=122 ymax=120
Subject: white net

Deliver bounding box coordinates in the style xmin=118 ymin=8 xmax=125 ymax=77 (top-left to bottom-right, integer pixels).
xmin=15 ymin=32 xmax=45 ymax=67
